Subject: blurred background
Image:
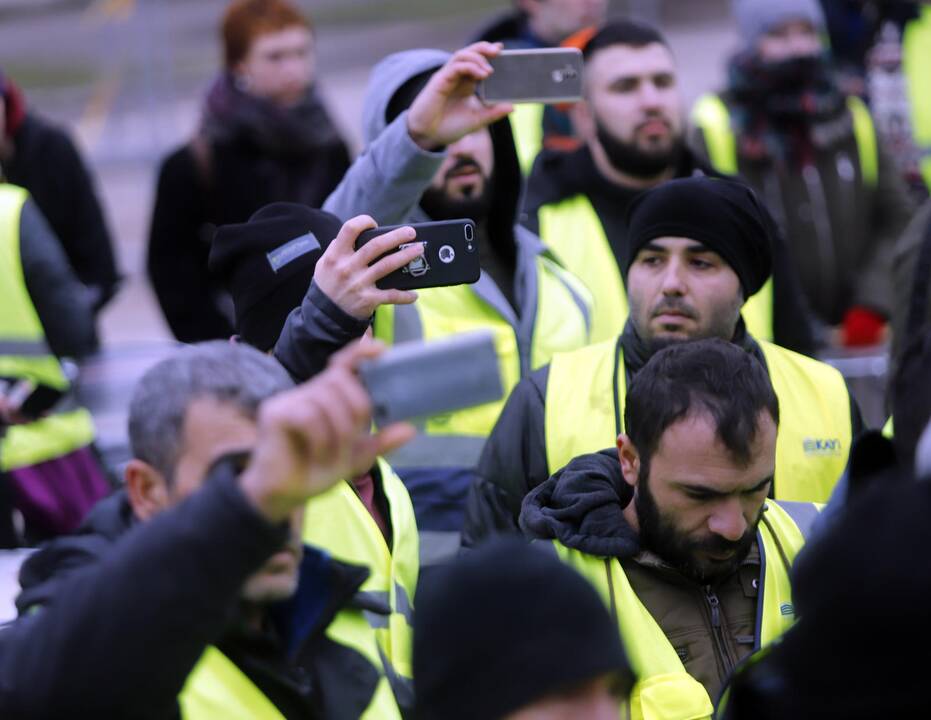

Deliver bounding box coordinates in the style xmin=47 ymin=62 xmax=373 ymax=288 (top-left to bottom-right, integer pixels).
xmin=0 ymin=0 xmax=738 ymax=345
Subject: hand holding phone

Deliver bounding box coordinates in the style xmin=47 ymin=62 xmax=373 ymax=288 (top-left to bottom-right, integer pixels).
xmin=355 ymin=219 xmax=480 ymax=291
xmin=478 ymin=48 xmax=584 ymax=104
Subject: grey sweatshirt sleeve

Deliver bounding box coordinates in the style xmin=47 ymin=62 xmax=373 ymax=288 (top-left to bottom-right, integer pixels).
xmin=19 ymin=199 xmax=98 ymax=358
xmin=322 ymin=111 xmax=445 ymax=224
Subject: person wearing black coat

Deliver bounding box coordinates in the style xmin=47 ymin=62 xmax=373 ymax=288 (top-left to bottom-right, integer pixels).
xmin=0 ymin=70 xmax=120 ymax=313
xmin=147 ymin=0 xmax=351 ymax=343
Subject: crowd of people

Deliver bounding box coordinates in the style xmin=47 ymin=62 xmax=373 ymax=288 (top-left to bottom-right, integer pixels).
xmin=1 ymin=0 xmax=930 ymax=717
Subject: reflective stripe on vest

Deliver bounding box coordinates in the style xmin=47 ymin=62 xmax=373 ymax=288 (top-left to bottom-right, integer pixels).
xmin=903 ymin=5 xmax=931 ymax=192
xmin=537 ymin=193 xmax=775 ymax=343
xmin=179 ymin=646 xmax=286 ymax=719
xmin=544 ymin=337 xmax=851 ymax=503
xmin=511 ymin=103 xmax=545 ymax=175
xmin=302 ymin=458 xmax=418 ymax=718
xmin=553 ymin=501 xmax=814 ymax=720
xmin=0 ymin=185 xmax=95 ymax=470
xmin=373 ymin=249 xmax=591 ymax=459
xmin=691 ymin=93 xmax=878 ymax=187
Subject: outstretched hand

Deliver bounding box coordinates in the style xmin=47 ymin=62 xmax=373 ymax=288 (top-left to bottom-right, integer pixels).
xmin=239 ymin=340 xmax=415 ymax=523
xmin=406 ymin=42 xmax=513 ymax=151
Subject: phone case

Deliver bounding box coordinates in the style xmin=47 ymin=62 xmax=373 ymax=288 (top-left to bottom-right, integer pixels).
xmin=355 ymin=219 xmax=481 ymax=291
xmin=359 ymin=331 xmax=504 ymax=425
xmin=479 ymin=48 xmax=584 ymax=104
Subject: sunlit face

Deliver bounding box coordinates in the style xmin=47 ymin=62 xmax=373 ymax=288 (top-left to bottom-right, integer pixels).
xmin=169 ymin=398 xmax=304 ymax=604
xmin=504 ymin=674 xmax=628 ymax=720
xmin=626 ymin=237 xmax=743 ymax=348
xmin=235 ymin=25 xmax=314 ymax=107
xmin=757 ymin=19 xmax=822 ymax=63
xmin=619 ymin=411 xmax=777 ymax=583
xmin=580 ymin=43 xmax=683 ymax=172
xmin=520 ymin=0 xmax=608 ymax=45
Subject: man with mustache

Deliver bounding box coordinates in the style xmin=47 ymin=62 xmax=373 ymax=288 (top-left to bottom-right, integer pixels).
xmin=1 ymin=341 xmax=416 ymax=718
xmin=520 ymin=338 xmax=820 ymax=718
xmin=526 ymin=20 xmax=815 ymax=353
xmin=464 ymin=176 xmax=861 ymax=545
xmin=276 ymin=43 xmax=594 ymax=566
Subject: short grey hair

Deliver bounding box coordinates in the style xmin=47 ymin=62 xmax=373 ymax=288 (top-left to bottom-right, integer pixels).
xmin=128 ymin=341 xmax=293 ymax=478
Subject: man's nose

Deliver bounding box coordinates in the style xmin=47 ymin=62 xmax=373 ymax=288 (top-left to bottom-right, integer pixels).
xmin=708 ymin=499 xmax=748 ymax=543
xmin=659 ymin=259 xmax=687 ymax=295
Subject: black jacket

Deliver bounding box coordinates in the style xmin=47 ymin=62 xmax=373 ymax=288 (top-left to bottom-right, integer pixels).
xmin=462 ymin=322 xmax=865 ymax=547
xmin=147 ymin=135 xmax=351 ymax=343
xmin=3 ymin=113 xmax=120 ymax=311
xmin=0 ymin=459 xmax=368 ymax=719
xmin=523 ymin=145 xmax=817 ymax=356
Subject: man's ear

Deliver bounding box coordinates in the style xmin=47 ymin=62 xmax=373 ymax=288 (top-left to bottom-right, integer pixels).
xmin=570 ymin=98 xmax=595 ymax=143
xmin=124 ymin=459 xmax=171 ymax=522
xmin=616 ymin=433 xmax=641 ymax=490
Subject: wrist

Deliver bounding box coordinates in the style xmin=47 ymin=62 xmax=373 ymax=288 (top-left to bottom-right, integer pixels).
xmin=239 ymin=466 xmax=295 ymax=525
xmin=406 ymin=113 xmax=442 ymax=151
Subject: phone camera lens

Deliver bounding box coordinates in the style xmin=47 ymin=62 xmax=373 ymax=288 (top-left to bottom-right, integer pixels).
xmin=464 ymin=224 xmax=474 ymax=242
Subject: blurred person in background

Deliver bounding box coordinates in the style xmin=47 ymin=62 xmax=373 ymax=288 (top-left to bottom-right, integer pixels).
xmin=1 ymin=341 xmax=415 ymax=718
xmin=472 ymin=0 xmax=608 ymax=172
xmin=413 ymin=538 xmax=635 ymax=720
xmin=0 ymin=69 xmax=120 ymax=314
xmin=148 ymin=0 xmax=350 ymax=343
xmin=277 ymin=43 xmax=594 ymax=567
xmin=0 ymin=183 xmax=110 ymax=549
xmin=691 ymin=0 xmax=913 ymax=349
xmin=525 ymin=20 xmax=816 ymax=353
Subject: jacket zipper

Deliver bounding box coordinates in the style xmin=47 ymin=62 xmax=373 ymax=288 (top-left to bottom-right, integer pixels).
xmin=703 ymin=586 xmax=738 ymax=683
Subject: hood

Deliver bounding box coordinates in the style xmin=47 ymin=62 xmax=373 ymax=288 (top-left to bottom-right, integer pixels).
xmin=520 ymin=449 xmax=639 ymax=558
xmin=16 ymin=490 xmax=134 ymax=614
xmin=361 ymin=49 xmax=524 ymax=247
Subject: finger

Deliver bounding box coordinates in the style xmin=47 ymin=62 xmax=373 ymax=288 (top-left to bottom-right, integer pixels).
xmin=331 ymin=215 xmax=377 ymax=253
xmin=355 ymin=225 xmax=417 ymax=266
xmin=364 ymin=242 xmax=425 ymax=283
xmin=371 ymin=422 xmax=418 ymax=457
xmin=325 ymin=366 xmax=373 ymax=430
xmin=374 ymin=289 xmax=419 ymax=306
xmin=451 ymin=50 xmax=494 ymax=74
xmin=480 ymin=102 xmax=514 ymax=122
xmin=328 ymin=337 xmax=386 ymax=371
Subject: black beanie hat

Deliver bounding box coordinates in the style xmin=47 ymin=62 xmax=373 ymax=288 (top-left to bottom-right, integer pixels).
xmin=209 ymin=203 xmax=343 ymax=352
xmin=413 ymin=538 xmax=634 ymax=720
xmin=623 ymin=176 xmax=774 ymax=299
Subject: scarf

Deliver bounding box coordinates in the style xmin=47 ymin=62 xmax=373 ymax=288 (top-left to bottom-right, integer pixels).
xmin=200 ymin=72 xmax=343 ymax=158
xmin=726 ymin=51 xmax=850 ymax=168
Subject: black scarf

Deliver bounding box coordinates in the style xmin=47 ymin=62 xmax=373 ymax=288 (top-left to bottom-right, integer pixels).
xmin=200 ymin=72 xmax=343 ymax=158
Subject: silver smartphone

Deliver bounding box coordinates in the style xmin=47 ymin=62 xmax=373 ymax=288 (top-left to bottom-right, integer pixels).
xmin=478 ymin=48 xmax=584 ymax=104
xmin=359 ymin=331 xmax=504 ymax=426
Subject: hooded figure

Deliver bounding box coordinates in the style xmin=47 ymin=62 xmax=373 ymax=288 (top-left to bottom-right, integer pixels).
xmin=276 ymin=48 xmax=594 ymax=566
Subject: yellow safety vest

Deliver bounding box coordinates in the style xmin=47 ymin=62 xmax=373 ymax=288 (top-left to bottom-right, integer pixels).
xmin=691 ymin=93 xmax=878 ymax=187
xmin=302 ymin=458 xmax=419 ymax=719
xmin=544 ymin=337 xmax=851 ymax=503
xmin=554 ymin=500 xmax=814 ymax=720
xmin=373 ymin=243 xmax=592 ymax=481
xmin=903 ymin=5 xmax=931 ymax=193
xmin=537 ymin=194 xmax=775 ymax=344
xmin=179 ymin=646 xmax=286 ymax=719
xmin=511 ymin=103 xmax=546 ymax=175
xmin=0 ymin=184 xmax=95 ymax=471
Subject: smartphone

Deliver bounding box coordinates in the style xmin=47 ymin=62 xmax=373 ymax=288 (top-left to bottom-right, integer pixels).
xmin=355 ymin=218 xmax=480 ymax=290
xmin=478 ymin=48 xmax=584 ymax=104
xmin=0 ymin=378 xmax=65 ymax=421
xmin=359 ymin=331 xmax=504 ymax=426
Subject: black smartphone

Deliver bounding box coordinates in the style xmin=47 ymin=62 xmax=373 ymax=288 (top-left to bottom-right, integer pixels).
xmin=355 ymin=218 xmax=480 ymax=290
xmin=0 ymin=379 xmax=65 ymax=421
xmin=359 ymin=331 xmax=504 ymax=426
xmin=478 ymin=48 xmax=584 ymax=104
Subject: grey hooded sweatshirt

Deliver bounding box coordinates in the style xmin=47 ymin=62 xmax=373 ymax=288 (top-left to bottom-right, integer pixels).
xmin=275 ymin=50 xmax=593 ymax=566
